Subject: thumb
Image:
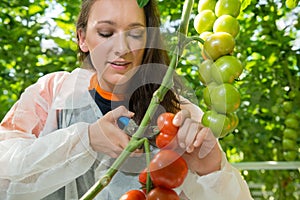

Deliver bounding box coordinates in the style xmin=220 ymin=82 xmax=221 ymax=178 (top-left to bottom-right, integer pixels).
xmin=172 ymin=109 xmax=191 ymax=127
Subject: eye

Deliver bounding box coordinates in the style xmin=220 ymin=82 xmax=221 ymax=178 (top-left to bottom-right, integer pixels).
xmin=128 ymin=29 xmax=145 ymax=39
xmin=98 ymin=31 xmax=113 ymax=38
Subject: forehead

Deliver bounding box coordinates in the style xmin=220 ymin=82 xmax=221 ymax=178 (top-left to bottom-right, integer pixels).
xmin=89 ymin=0 xmax=146 ymax=26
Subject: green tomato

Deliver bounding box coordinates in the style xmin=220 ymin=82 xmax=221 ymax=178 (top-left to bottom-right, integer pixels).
xmin=285 ymin=0 xmax=299 ymax=9
xmin=203 ymin=82 xmax=218 ymax=107
xmin=227 ymin=112 xmax=239 ymax=132
xmin=194 ymin=10 xmax=217 ymax=34
xmin=198 ymin=60 xmax=214 ymax=85
xmin=198 ymin=0 xmax=217 ymax=12
xmin=213 ymin=14 xmax=240 ymax=38
xmin=282 ymin=138 xmax=297 ymax=150
xmin=203 ymin=32 xmax=235 ymax=60
xmin=215 ymin=0 xmax=241 ymax=17
xmin=283 ymin=150 xmax=298 ymax=161
xmin=283 ymin=128 xmax=298 ymax=140
xmin=201 ymin=110 xmax=232 ymax=137
xmin=198 ymin=31 xmax=213 ymax=48
xmin=284 ymin=116 xmax=299 ymax=129
xmin=210 ymin=83 xmax=241 ymax=113
xmin=211 ymin=55 xmax=243 ymax=84
xmin=282 ymin=101 xmax=293 ymax=113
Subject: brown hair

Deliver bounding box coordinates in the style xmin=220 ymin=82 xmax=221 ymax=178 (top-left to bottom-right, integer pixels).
xmin=76 ymin=0 xmax=181 ymax=124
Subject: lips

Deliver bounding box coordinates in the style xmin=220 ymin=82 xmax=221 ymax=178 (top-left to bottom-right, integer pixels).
xmin=109 ymin=60 xmax=131 ymax=70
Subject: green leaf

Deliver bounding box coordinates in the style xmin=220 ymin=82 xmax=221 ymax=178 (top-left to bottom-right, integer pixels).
xmin=241 ymin=0 xmax=252 ymax=11
xmin=136 ymin=0 xmax=149 ymax=8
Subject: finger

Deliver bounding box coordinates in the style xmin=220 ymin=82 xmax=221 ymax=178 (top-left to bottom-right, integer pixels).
xmin=198 ymin=129 xmax=218 ymax=159
xmin=177 ymin=118 xmax=191 ymax=148
xmin=106 ymin=106 xmax=134 ymax=122
xmin=184 ymin=122 xmax=199 ymax=152
xmin=193 ymin=126 xmax=208 ymax=147
xmin=172 ymin=109 xmax=191 ymax=127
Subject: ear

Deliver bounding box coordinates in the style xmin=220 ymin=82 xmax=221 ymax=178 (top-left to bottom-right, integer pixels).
xmin=78 ymin=29 xmax=89 ymax=52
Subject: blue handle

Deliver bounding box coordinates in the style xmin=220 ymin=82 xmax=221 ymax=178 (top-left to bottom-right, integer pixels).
xmin=118 ymin=116 xmax=130 ymax=128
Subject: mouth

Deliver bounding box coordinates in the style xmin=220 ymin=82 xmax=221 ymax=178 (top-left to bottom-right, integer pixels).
xmin=109 ymin=60 xmax=132 ymax=70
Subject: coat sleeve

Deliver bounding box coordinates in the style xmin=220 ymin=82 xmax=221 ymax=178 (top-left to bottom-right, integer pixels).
xmin=0 ymin=72 xmax=97 ymax=199
xmin=178 ymin=151 xmax=253 ymax=200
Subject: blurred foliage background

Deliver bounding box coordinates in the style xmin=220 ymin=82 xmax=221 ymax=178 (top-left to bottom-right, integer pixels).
xmin=0 ymin=0 xmax=299 ymax=199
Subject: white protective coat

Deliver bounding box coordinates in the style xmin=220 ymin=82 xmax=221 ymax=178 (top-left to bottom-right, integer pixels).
xmin=0 ymin=68 xmax=253 ymax=200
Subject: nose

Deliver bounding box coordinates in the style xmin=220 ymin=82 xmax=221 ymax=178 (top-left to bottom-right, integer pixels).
xmin=113 ymin=32 xmax=130 ymax=56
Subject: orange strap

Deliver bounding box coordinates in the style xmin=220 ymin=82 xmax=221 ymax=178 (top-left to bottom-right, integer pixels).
xmin=88 ymin=74 xmax=125 ymax=101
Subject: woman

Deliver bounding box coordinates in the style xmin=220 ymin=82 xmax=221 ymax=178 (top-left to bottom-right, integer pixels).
xmin=0 ymin=0 xmax=253 ymax=199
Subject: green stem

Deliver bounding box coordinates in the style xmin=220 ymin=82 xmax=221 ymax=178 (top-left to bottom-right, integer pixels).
xmin=80 ymin=0 xmax=194 ymax=199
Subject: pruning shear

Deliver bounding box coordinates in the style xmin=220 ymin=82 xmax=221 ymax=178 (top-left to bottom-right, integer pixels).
xmin=117 ymin=116 xmax=160 ymax=142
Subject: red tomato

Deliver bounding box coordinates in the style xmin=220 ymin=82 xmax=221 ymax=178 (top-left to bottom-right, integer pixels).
xmin=139 ymin=168 xmax=148 ymax=185
xmin=147 ymin=187 xmax=180 ymax=200
xmin=155 ymin=132 xmax=178 ymax=149
xmin=119 ymin=190 xmax=146 ymax=200
xmin=157 ymin=113 xmax=178 ymax=135
xmin=149 ymin=150 xmax=188 ymax=189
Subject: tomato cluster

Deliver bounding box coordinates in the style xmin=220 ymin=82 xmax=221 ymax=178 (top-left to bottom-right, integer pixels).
xmin=119 ymin=113 xmax=187 ymax=200
xmin=194 ymin=0 xmax=243 ymax=138
xmin=280 ymin=91 xmax=300 ymax=161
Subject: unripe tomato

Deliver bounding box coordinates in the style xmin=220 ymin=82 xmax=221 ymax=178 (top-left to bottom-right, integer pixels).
xmin=282 ymin=101 xmax=293 ymax=113
xmin=119 ymin=190 xmax=146 ymax=200
xmin=157 ymin=113 xmax=178 ymax=135
xmin=284 ymin=116 xmax=299 ymax=129
xmin=213 ymin=15 xmax=240 ymax=37
xmin=198 ymin=59 xmax=214 ymax=85
xmin=283 ymin=128 xmax=298 ymax=140
xmin=198 ymin=0 xmax=217 ymax=12
xmin=202 ymin=110 xmax=233 ymax=137
xmin=210 ymin=83 xmax=241 ymax=113
xmin=282 ymin=138 xmax=297 ymax=150
xmin=194 ymin=10 xmax=216 ymax=34
xmin=283 ymin=150 xmax=298 ymax=161
xmin=203 ymin=32 xmax=235 ymax=60
xmin=203 ymin=82 xmax=218 ymax=107
xmin=227 ymin=112 xmax=239 ymax=132
xmin=215 ymin=0 xmax=241 ymax=17
xmin=211 ymin=55 xmax=243 ymax=84
xmin=285 ymin=0 xmax=298 ymax=9
xmin=147 ymin=187 xmax=180 ymax=200
xmin=198 ymin=31 xmax=213 ymax=48
xmin=149 ymin=150 xmax=188 ymax=189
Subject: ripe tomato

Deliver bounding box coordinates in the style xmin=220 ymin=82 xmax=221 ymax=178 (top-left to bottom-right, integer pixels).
xmin=203 ymin=32 xmax=235 ymax=60
xmin=119 ymin=190 xmax=146 ymax=200
xmin=215 ymin=0 xmax=241 ymax=17
xmin=210 ymin=83 xmax=241 ymax=113
xmin=201 ymin=110 xmax=232 ymax=137
xmin=149 ymin=150 xmax=188 ymax=189
xmin=198 ymin=0 xmax=217 ymax=12
xmin=213 ymin=14 xmax=240 ymax=38
xmin=198 ymin=59 xmax=214 ymax=85
xmin=147 ymin=187 xmax=180 ymax=200
xmin=156 ymin=113 xmax=178 ymax=135
xmin=194 ymin=10 xmax=216 ymax=34
xmin=156 ymin=132 xmax=178 ymax=149
xmin=211 ymin=55 xmax=243 ymax=84
xmin=139 ymin=168 xmax=148 ymax=185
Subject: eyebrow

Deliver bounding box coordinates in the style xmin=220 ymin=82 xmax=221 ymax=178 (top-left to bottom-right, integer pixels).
xmin=96 ymin=20 xmax=146 ymax=28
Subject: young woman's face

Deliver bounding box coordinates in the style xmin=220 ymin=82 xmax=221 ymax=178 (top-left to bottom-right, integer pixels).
xmin=78 ymin=0 xmax=147 ymax=92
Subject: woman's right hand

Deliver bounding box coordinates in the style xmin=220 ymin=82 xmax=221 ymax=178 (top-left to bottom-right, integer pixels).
xmin=88 ymin=106 xmax=135 ymax=158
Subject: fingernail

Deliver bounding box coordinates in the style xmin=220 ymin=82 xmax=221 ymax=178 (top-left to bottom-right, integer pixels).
xmin=180 ymin=143 xmax=185 ymax=148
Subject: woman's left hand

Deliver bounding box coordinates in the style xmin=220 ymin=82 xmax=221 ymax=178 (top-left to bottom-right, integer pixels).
xmin=173 ymin=110 xmax=222 ymax=175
